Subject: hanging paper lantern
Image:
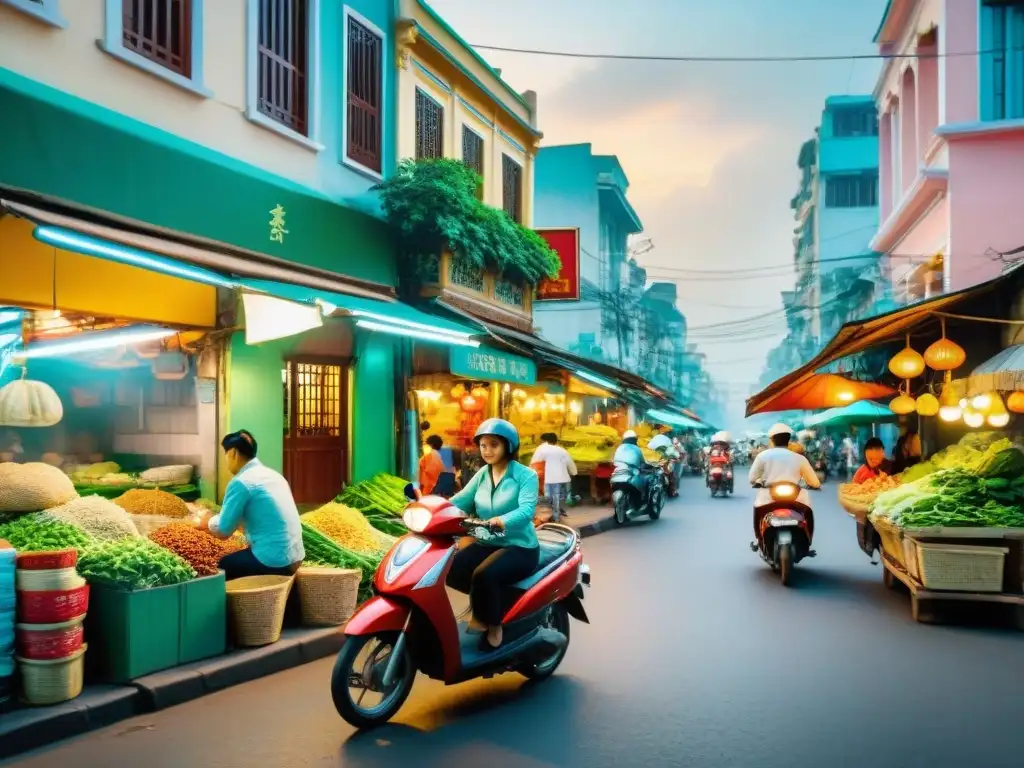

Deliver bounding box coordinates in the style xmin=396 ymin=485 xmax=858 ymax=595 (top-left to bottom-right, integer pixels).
xmin=451 ymin=383 xmax=467 ymax=399
xmin=985 ymin=393 xmax=1009 ymax=427
xmin=924 ymin=337 xmax=966 ymax=372
xmin=889 ymin=392 xmax=917 ymax=415
xmin=915 ymin=392 xmax=939 ymax=417
xmin=888 ymin=343 xmax=926 ymax=379
xmin=460 ymin=395 xmax=484 ymax=413
xmin=963 ymin=406 xmax=985 ymax=428
xmin=1007 ymin=391 xmax=1024 ymax=413
xmin=471 ymin=386 xmax=489 ymax=399
xmin=970 ymin=392 xmax=993 ymax=413
xmin=938 ymin=386 xmax=962 ymax=422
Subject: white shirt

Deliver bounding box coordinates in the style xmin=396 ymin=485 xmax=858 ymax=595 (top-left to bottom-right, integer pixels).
xmin=531 ymin=443 xmax=578 ymax=485
xmin=747 ymin=447 xmax=821 ymax=507
xmin=209 ymin=459 xmax=305 ymax=568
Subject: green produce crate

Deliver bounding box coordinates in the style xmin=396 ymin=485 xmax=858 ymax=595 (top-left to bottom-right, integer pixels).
xmin=86 ymin=582 xmax=181 ymax=683
xmin=179 ymin=572 xmax=226 ymax=664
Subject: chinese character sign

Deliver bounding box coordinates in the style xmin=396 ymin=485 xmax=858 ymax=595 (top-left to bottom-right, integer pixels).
xmin=535 ymin=228 xmax=580 ymax=302
xmin=450 ymin=347 xmax=537 ymax=385
xmin=269 ymin=204 xmax=288 ymax=243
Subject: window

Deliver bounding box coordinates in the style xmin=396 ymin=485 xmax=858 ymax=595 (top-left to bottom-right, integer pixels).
xmin=246 ymin=0 xmax=321 ymax=148
xmin=100 ymin=0 xmax=207 ymax=95
xmin=415 ymin=89 xmax=444 ymax=160
xmin=343 ymin=8 xmax=384 ymax=176
xmin=825 ymin=173 xmax=879 ymax=208
xmin=981 ymin=1 xmax=1024 ymax=121
xmin=832 ymin=107 xmax=878 ymax=138
xmin=1 ymin=0 xmax=66 ymax=27
xmin=121 ymin=0 xmax=192 ymax=77
xmin=502 ymin=154 xmax=522 ymax=223
xmin=462 ymin=126 xmax=484 ymax=197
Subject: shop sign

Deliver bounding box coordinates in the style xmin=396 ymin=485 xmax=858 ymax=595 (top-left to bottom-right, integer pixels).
xmin=535 ymin=228 xmax=580 ymax=302
xmin=450 ymin=347 xmax=536 ymax=385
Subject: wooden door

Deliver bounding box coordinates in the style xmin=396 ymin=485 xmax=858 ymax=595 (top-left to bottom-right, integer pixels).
xmin=283 ymin=358 xmax=348 ymax=504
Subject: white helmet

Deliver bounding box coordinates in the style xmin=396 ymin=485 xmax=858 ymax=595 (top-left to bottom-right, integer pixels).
xmin=648 ymin=434 xmax=673 ymax=451
xmin=768 ymin=423 xmax=794 ymax=438
xmin=623 ymin=430 xmax=638 ymax=440
xmin=711 ymin=430 xmax=732 ymax=444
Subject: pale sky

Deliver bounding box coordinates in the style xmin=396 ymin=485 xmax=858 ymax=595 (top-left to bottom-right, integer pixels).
xmin=428 ymin=0 xmax=888 ymax=428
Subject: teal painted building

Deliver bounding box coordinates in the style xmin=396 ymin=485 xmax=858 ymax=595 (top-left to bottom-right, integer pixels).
xmin=0 ymin=0 xmax=412 ymax=502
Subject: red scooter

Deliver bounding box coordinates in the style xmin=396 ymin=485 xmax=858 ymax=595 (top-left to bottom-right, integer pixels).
xmin=331 ymin=492 xmax=591 ymax=728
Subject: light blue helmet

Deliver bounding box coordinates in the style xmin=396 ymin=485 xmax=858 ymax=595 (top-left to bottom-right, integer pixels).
xmin=474 ymin=418 xmax=520 ymax=454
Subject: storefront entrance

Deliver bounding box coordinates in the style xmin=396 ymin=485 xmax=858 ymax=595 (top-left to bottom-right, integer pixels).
xmin=282 ymin=357 xmax=348 ymax=504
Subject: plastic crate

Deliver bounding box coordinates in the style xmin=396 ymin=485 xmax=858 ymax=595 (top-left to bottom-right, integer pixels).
xmin=912 ymin=541 xmax=1008 ymax=593
xmin=85 ymin=583 xmax=180 ymax=683
xmin=179 ymin=572 xmax=226 ymax=664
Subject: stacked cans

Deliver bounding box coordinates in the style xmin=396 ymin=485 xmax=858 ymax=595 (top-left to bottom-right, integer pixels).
xmin=0 ymin=544 xmax=15 ymax=711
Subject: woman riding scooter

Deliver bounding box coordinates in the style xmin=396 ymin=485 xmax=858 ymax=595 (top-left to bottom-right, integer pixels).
xmin=447 ymin=419 xmax=540 ymax=650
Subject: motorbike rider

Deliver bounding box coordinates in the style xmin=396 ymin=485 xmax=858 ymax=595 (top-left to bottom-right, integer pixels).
xmin=613 ymin=430 xmax=658 ymax=494
xmin=648 ymin=433 xmax=680 ymax=497
xmin=747 ymin=423 xmax=821 ymax=546
xmin=447 ymin=419 xmax=540 ymax=650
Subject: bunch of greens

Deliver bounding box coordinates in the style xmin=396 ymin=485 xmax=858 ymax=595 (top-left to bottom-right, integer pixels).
xmin=338 ymin=474 xmax=410 ymax=525
xmin=0 ymin=514 xmax=95 ymax=552
xmin=873 ymin=469 xmax=1024 ymax=529
xmin=899 ymin=436 xmax=1020 ymax=483
xmin=375 ymin=159 xmax=561 ymax=286
xmin=76 ymin=538 xmax=196 ymax=590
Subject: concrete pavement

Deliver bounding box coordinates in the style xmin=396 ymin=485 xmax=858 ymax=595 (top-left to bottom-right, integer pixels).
xmin=4 ymin=478 xmax=1023 ymax=768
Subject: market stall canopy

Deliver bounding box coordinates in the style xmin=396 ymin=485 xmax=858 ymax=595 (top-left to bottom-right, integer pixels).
xmin=750 ymin=373 xmax=896 ymax=415
xmin=645 ymin=408 xmax=705 ymax=430
xmin=966 ymin=345 xmax=1024 ymax=396
xmin=804 ymin=400 xmax=897 ymax=429
xmin=746 ymin=266 xmax=1022 ymax=416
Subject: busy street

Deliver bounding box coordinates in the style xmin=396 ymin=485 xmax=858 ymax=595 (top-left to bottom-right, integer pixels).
xmin=4 ymin=476 xmax=1023 ymax=768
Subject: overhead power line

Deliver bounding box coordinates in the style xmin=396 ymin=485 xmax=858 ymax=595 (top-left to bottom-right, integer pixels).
xmin=470 ymin=44 xmax=1011 ymax=64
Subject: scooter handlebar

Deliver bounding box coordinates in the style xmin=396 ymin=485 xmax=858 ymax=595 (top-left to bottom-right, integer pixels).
xmin=461 ymin=518 xmax=502 ymax=533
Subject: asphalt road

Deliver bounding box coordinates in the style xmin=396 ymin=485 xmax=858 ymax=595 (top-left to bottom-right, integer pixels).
xmin=6 ymin=478 xmax=1024 ymax=768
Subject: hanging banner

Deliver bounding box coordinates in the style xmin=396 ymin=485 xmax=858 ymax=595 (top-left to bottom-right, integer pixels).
xmin=535 ymin=227 xmax=581 ymax=302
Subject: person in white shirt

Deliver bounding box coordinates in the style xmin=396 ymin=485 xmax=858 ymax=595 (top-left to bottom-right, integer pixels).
xmin=532 ymin=433 xmax=578 ymax=521
xmin=747 ymin=423 xmax=821 ymax=543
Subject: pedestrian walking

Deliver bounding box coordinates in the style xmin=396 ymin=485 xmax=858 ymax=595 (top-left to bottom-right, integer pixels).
xmin=531 ymin=433 xmax=577 ymax=522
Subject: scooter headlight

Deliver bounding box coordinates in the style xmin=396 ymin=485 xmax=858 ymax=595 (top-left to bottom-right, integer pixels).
xmin=384 ymin=535 xmax=429 ymax=583
xmin=770 ymin=483 xmax=798 ymax=501
xmin=402 ymin=504 xmax=433 ymax=533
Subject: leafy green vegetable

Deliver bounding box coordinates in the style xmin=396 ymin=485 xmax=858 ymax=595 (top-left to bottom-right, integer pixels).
xmin=873 ymin=469 xmax=1024 ymax=529
xmin=338 ymin=473 xmax=410 ymax=519
xmin=0 ymin=513 xmax=95 ymax=552
xmin=76 ymin=538 xmax=196 ymax=590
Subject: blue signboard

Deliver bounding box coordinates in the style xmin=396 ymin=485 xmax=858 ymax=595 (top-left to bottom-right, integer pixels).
xmin=450 ymin=346 xmax=536 ymax=385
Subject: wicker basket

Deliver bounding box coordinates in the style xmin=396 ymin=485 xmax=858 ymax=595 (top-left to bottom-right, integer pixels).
xmin=17 ymin=645 xmax=86 ymax=705
xmin=872 ymin=517 xmax=907 ymax=570
xmin=911 ymin=541 xmax=1008 ymax=592
xmin=225 ymin=575 xmax=294 ymax=646
xmin=130 ymin=514 xmax=181 ymax=537
xmin=296 ymin=567 xmax=361 ymax=627
xmin=15 ymin=567 xmax=81 ymax=592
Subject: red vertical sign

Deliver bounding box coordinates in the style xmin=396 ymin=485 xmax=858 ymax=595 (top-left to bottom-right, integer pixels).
xmin=535 ymin=227 xmax=581 ymax=302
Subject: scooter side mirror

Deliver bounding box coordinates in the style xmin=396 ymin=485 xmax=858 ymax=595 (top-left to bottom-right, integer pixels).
xmin=403 ymin=482 xmax=418 ymax=501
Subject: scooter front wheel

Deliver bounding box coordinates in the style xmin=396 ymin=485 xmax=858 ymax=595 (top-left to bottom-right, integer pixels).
xmin=613 ymin=491 xmax=629 ymax=525
xmin=331 ymin=631 xmax=416 ymax=729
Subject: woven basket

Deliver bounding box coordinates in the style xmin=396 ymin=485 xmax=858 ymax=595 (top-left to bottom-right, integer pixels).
xmin=139 ymin=465 xmax=194 ymax=486
xmin=225 ymin=575 xmax=294 ymax=647
xmin=15 ymin=567 xmax=81 ymax=592
xmin=872 ymin=517 xmax=907 ymax=570
xmin=912 ymin=541 xmax=1008 ymax=592
xmin=130 ymin=514 xmax=181 ymax=537
xmin=17 ymin=645 xmax=86 ymax=705
xmin=296 ymin=567 xmax=361 ymax=627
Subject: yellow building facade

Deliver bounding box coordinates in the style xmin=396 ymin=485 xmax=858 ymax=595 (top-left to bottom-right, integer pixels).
xmin=395 ymin=0 xmax=542 ymax=227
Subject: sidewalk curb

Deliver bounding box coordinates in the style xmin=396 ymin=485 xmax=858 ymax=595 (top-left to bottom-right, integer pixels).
xmin=0 ymin=627 xmax=344 ymax=760
xmin=575 ymin=514 xmax=617 ymax=538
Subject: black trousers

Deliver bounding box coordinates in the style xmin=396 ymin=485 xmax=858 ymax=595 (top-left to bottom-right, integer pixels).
xmin=448 ymin=543 xmax=540 ymax=626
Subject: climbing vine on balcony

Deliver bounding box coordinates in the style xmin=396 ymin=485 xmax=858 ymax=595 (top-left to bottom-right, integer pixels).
xmin=375 ymin=158 xmax=560 ymax=286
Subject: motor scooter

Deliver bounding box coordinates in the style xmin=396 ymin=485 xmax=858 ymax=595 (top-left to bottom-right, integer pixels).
xmin=706 ymin=461 xmax=734 ymax=497
xmin=331 ymin=491 xmax=591 ymax=728
xmin=611 ymin=460 xmax=665 ymax=524
xmin=750 ymin=481 xmax=819 ymax=586
xmin=661 ymin=456 xmax=680 ymax=498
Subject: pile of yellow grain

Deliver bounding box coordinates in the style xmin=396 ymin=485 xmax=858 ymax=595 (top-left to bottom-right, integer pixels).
xmin=113 ymin=488 xmax=190 ymax=518
xmin=302 ymin=502 xmax=388 ymax=555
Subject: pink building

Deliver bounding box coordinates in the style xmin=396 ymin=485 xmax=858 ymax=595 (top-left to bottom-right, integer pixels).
xmin=872 ymin=0 xmax=1024 ymax=302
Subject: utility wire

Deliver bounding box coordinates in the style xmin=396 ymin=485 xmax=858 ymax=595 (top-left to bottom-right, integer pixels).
xmin=470 ymin=44 xmax=1011 ymax=63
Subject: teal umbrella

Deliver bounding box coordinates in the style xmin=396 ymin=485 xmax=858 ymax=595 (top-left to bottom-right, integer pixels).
xmin=805 ymin=400 xmax=897 ymax=430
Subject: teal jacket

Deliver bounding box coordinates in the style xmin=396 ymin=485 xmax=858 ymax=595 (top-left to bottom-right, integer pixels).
xmin=450 ymin=461 xmax=540 ymax=550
